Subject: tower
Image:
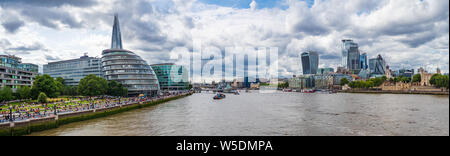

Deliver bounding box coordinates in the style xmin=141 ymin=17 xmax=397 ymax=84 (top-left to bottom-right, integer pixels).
xmin=111 ymin=13 xmax=123 ymax=49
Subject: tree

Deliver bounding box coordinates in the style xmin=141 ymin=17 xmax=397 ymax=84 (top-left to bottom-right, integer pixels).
xmin=31 ymin=74 xmax=57 ymax=99
xmin=429 ymin=74 xmax=440 ymax=86
xmin=64 ymin=86 xmax=78 ymax=97
xmin=277 ymin=82 xmax=289 ymax=89
xmin=431 ymin=74 xmax=449 ymax=89
xmin=107 ymin=80 xmax=128 ymax=96
xmin=340 ymin=78 xmax=350 ymax=86
xmin=187 ymin=83 xmax=193 ymax=90
xmin=37 ymin=92 xmax=48 ymax=103
xmin=412 ymin=74 xmax=421 ymax=83
xmin=16 ymin=86 xmax=31 ymax=100
xmin=78 ymin=74 xmax=108 ymax=96
xmin=55 ymin=77 xmax=65 ymax=85
xmin=55 ymin=81 xmax=65 ymax=97
xmin=0 ymin=87 xmax=13 ymax=102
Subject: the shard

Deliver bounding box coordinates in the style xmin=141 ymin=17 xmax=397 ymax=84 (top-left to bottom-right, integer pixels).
xmin=111 ymin=13 xmax=123 ymax=49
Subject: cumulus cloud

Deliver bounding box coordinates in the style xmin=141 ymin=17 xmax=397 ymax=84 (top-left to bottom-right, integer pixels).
xmin=1 ymin=19 xmax=24 ymax=33
xmin=0 ymin=0 xmax=448 ymax=76
xmin=250 ymin=0 xmax=257 ymax=11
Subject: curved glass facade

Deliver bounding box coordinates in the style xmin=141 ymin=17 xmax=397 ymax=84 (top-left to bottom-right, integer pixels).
xmin=151 ymin=63 xmax=188 ymax=91
xmin=102 ymin=49 xmax=160 ymax=96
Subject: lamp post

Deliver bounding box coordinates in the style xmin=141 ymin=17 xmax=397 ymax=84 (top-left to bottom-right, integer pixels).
xmin=53 ymin=104 xmax=57 ymax=115
xmin=9 ymin=106 xmax=13 ymax=122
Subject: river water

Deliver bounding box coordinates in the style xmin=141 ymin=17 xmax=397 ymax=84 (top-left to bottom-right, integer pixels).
xmin=31 ymin=92 xmax=449 ymax=136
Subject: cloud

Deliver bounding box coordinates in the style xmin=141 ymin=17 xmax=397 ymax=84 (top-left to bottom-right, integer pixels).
xmin=0 ymin=0 xmax=448 ymax=77
xmin=250 ymin=0 xmax=257 ymax=11
xmin=1 ymin=19 xmax=24 ymax=33
xmin=45 ymin=55 xmax=61 ymax=62
xmin=1 ymin=0 xmax=97 ymax=8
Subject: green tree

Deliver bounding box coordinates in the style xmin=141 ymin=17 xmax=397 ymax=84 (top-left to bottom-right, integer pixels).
xmin=186 ymin=83 xmax=193 ymax=90
xmin=0 ymin=87 xmax=13 ymax=102
xmin=340 ymin=78 xmax=350 ymax=86
xmin=55 ymin=81 xmax=65 ymax=97
xmin=412 ymin=74 xmax=421 ymax=83
xmin=31 ymin=74 xmax=57 ymax=99
xmin=78 ymin=74 xmax=108 ymax=96
xmin=16 ymin=86 xmax=31 ymax=100
xmin=37 ymin=92 xmax=48 ymax=103
xmin=432 ymin=75 xmax=449 ymax=89
xmin=107 ymin=80 xmax=128 ymax=96
xmin=277 ymin=82 xmax=289 ymax=89
xmin=429 ymin=74 xmax=440 ymax=86
xmin=55 ymin=77 xmax=65 ymax=85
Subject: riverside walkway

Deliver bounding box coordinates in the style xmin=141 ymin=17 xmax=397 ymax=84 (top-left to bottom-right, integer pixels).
xmin=0 ymin=91 xmax=192 ymax=123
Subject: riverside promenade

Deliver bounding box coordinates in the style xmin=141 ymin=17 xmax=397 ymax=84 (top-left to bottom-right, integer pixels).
xmin=0 ymin=92 xmax=193 ymax=136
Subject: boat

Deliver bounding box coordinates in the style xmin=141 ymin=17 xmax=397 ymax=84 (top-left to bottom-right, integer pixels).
xmin=213 ymin=93 xmax=226 ymax=100
xmin=302 ymin=89 xmax=315 ymax=93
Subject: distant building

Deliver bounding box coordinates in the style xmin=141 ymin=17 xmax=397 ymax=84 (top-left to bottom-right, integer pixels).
xmin=314 ymin=75 xmax=334 ymax=89
xmin=317 ymin=68 xmax=334 ymax=75
xmin=369 ymin=54 xmax=386 ymax=77
xmin=1 ymin=55 xmax=38 ymax=91
xmin=385 ymin=66 xmax=393 ymax=79
xmin=301 ymin=51 xmax=319 ymax=75
xmin=342 ymin=39 xmax=361 ymax=74
xmin=151 ymin=63 xmax=189 ymax=91
xmin=418 ymin=67 xmax=434 ymax=86
xmin=43 ymin=54 xmax=102 ymax=86
xmin=289 ymin=75 xmax=314 ymax=89
xmin=329 ymin=73 xmax=353 ymax=86
xmin=360 ymin=53 xmax=368 ymax=70
xmin=398 ymin=69 xmax=414 ymax=78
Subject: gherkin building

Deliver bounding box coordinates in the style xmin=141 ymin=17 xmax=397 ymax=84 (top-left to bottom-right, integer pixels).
xmin=102 ymin=14 xmax=160 ymax=97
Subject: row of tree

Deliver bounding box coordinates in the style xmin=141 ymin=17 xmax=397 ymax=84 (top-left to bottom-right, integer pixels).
xmin=341 ymin=76 xmax=387 ymax=89
xmin=430 ymin=74 xmax=449 ymax=89
xmin=341 ymin=73 xmax=449 ymax=89
xmin=0 ymin=74 xmax=128 ymax=103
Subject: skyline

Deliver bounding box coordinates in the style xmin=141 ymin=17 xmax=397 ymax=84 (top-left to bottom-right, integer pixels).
xmin=0 ymin=0 xmax=449 ymax=77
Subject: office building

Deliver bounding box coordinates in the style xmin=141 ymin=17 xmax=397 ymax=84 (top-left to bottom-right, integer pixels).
xmin=360 ymin=53 xmax=368 ymax=70
xmin=43 ymin=54 xmax=102 ymax=86
xmin=151 ymin=63 xmax=189 ymax=91
xmin=318 ymin=68 xmax=334 ymax=75
xmin=342 ymin=40 xmax=361 ymax=73
xmin=369 ymin=54 xmax=386 ymax=76
xmin=301 ymin=51 xmax=319 ymax=75
xmin=1 ymin=55 xmax=38 ymax=90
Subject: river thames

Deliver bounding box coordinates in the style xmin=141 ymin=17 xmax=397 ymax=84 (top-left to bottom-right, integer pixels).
xmin=31 ymin=92 xmax=449 ymax=136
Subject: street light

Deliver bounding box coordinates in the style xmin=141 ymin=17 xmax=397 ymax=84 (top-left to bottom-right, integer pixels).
xmin=54 ymin=104 xmax=57 ymax=115
xmin=9 ymin=106 xmax=13 ymax=122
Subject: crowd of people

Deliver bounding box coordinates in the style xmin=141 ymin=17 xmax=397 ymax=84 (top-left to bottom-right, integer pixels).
xmin=0 ymin=91 xmax=190 ymax=123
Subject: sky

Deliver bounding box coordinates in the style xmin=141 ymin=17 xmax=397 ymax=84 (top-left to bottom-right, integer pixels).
xmin=0 ymin=0 xmax=448 ymax=80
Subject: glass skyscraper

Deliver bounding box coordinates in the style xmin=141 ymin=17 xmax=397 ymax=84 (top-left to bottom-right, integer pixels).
xmin=102 ymin=14 xmax=160 ymax=96
xmin=1 ymin=55 xmax=38 ymax=90
xmin=43 ymin=54 xmax=103 ymax=86
xmin=301 ymin=51 xmax=319 ymax=75
xmin=360 ymin=53 xmax=368 ymax=70
xmin=369 ymin=54 xmax=386 ymax=76
xmin=342 ymin=40 xmax=361 ymax=73
xmin=151 ymin=63 xmax=188 ymax=91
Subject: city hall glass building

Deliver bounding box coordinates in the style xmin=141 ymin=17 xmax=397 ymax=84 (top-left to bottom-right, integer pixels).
xmin=43 ymin=55 xmax=103 ymax=86
xmin=1 ymin=55 xmax=38 ymax=90
xmin=102 ymin=14 xmax=160 ymax=96
xmin=151 ymin=63 xmax=188 ymax=91
xmin=301 ymin=51 xmax=319 ymax=75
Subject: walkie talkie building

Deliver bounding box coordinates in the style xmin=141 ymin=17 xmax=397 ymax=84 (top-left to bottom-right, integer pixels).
xmin=102 ymin=14 xmax=160 ymax=97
